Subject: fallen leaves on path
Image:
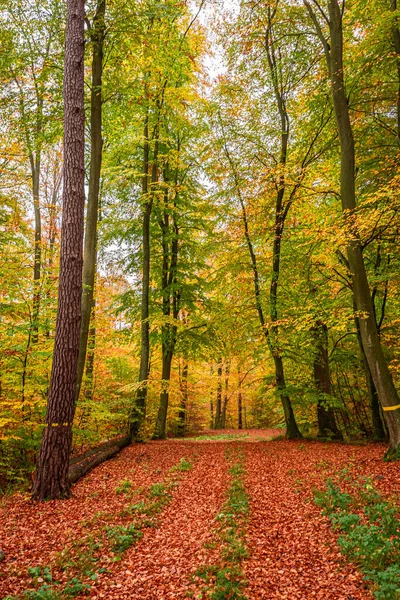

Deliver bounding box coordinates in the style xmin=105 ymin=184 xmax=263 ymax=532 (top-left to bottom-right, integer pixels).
xmin=0 ymin=432 xmax=398 ymax=599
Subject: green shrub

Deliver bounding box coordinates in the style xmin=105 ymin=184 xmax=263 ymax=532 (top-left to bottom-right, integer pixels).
xmin=314 ymin=476 xmax=400 ymax=599
xmin=106 ymin=524 xmax=143 ymax=553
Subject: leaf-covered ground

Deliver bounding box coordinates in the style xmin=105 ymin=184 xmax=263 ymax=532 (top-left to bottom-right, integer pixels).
xmin=0 ymin=431 xmax=399 ymax=599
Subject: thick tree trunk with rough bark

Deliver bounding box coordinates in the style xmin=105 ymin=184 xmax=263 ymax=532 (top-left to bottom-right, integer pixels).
xmin=32 ymin=0 xmax=86 ymax=500
xmin=76 ymin=0 xmax=105 ymax=402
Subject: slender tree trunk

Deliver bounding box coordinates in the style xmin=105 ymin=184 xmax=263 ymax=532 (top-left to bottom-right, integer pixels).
xmin=221 ymin=135 xmax=301 ymax=439
xmin=305 ymin=0 xmax=400 ymax=455
xmin=269 ymin=212 xmax=302 ymax=439
xmin=391 ymin=0 xmax=400 ymax=147
xmin=153 ymin=162 xmax=180 ymax=440
xmin=214 ymin=359 xmax=223 ymax=429
xmin=238 ymin=390 xmax=243 ymax=430
xmin=76 ymin=0 xmax=105 ymax=402
xmin=312 ymin=321 xmax=342 ymax=440
xmin=31 ymin=157 xmax=41 ymax=344
xmin=32 ymin=0 xmax=85 ymax=500
xmin=177 ymin=362 xmax=188 ymax=437
xmin=237 ymin=364 xmax=243 ymax=430
xmin=221 ymin=361 xmax=230 ymax=428
xmin=129 ymin=116 xmax=151 ymax=438
xmin=153 ymin=350 xmax=173 ymax=440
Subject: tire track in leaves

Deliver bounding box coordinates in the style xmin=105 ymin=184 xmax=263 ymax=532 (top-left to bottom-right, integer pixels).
xmin=90 ymin=443 xmax=229 ymax=599
xmin=191 ymin=444 xmax=249 ymax=599
xmin=242 ymin=441 xmax=373 ymax=600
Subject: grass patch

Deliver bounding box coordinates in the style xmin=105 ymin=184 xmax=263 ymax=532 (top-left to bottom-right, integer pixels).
xmin=106 ymin=523 xmax=144 ymax=552
xmin=2 ymin=567 xmax=92 ymax=600
xmin=170 ymin=457 xmax=192 ymax=472
xmin=314 ymin=472 xmax=400 ymax=599
xmin=194 ymin=434 xmax=250 ymax=442
xmin=115 ymin=478 xmax=133 ymax=495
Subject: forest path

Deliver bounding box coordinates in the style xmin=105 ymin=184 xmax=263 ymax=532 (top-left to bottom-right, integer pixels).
xmin=0 ymin=432 xmax=398 ymax=599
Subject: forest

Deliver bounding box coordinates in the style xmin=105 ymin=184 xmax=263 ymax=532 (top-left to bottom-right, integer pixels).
xmin=1 ymin=0 xmax=400 ymax=598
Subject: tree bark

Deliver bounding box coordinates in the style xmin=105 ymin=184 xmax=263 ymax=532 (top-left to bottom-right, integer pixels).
xmin=32 ymin=0 xmax=86 ymax=500
xmin=312 ymin=321 xmax=342 ymax=440
xmin=214 ymin=359 xmax=223 ymax=429
xmin=129 ymin=116 xmax=152 ymax=439
xmin=391 ymin=0 xmax=400 ymax=147
xmin=76 ymin=0 xmax=105 ymax=402
xmin=177 ymin=362 xmax=188 ymax=437
xmin=265 ymin=12 xmax=302 ymax=439
xmin=68 ymin=434 xmax=131 ymax=483
xmin=354 ymin=306 xmax=387 ymax=441
xmin=31 ymin=157 xmax=41 ymax=344
xmin=153 ymin=170 xmax=179 ymax=440
xmin=305 ymin=0 xmax=400 ymax=456
xmin=221 ymin=361 xmax=230 ymax=429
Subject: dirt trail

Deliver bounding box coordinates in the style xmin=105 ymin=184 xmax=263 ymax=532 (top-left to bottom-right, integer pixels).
xmin=1 ymin=432 xmax=398 ymax=599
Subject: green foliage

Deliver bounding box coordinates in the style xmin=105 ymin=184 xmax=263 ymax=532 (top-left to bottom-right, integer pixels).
xmin=314 ymin=476 xmax=400 ymax=599
xmin=106 ymin=523 xmax=143 ymax=553
xmin=170 ymin=457 xmax=192 ymax=472
xmin=62 ymin=578 xmax=90 ymax=597
xmin=23 ymin=586 xmax=60 ymax=600
xmin=28 ymin=567 xmax=52 ymax=583
xmin=115 ymin=478 xmax=132 ymax=495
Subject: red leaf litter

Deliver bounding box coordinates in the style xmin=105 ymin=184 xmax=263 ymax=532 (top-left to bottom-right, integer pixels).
xmin=0 ymin=431 xmax=399 ymax=599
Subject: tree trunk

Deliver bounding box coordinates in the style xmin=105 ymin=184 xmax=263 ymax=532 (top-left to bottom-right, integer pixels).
xmin=354 ymin=309 xmax=387 ymax=441
xmin=312 ymin=321 xmax=342 ymax=440
xmin=68 ymin=435 xmax=131 ymax=484
xmin=305 ymin=0 xmax=400 ymax=456
xmin=129 ymin=116 xmax=152 ymax=439
xmin=221 ymin=361 xmax=230 ymax=429
xmin=153 ymin=350 xmax=173 ymax=440
xmin=31 ymin=158 xmax=41 ymax=344
xmin=237 ymin=364 xmax=243 ymax=429
xmin=391 ymin=0 xmax=400 ymax=147
xmin=76 ymin=0 xmax=105 ymax=402
xmin=214 ymin=359 xmax=223 ymax=429
xmin=32 ymin=0 xmax=86 ymax=500
xmin=177 ymin=362 xmax=188 ymax=437
xmin=152 ymin=162 xmax=180 ymax=440
xmin=238 ymin=390 xmax=243 ymax=430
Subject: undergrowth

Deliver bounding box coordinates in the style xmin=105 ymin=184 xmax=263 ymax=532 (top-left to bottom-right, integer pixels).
xmin=2 ymin=566 xmax=92 ymax=599
xmin=314 ymin=470 xmax=400 ymax=599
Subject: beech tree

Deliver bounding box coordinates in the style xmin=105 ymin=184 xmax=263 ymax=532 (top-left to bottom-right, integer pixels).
xmin=32 ymin=0 xmax=85 ymax=500
xmin=304 ymin=0 xmax=400 ymax=456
